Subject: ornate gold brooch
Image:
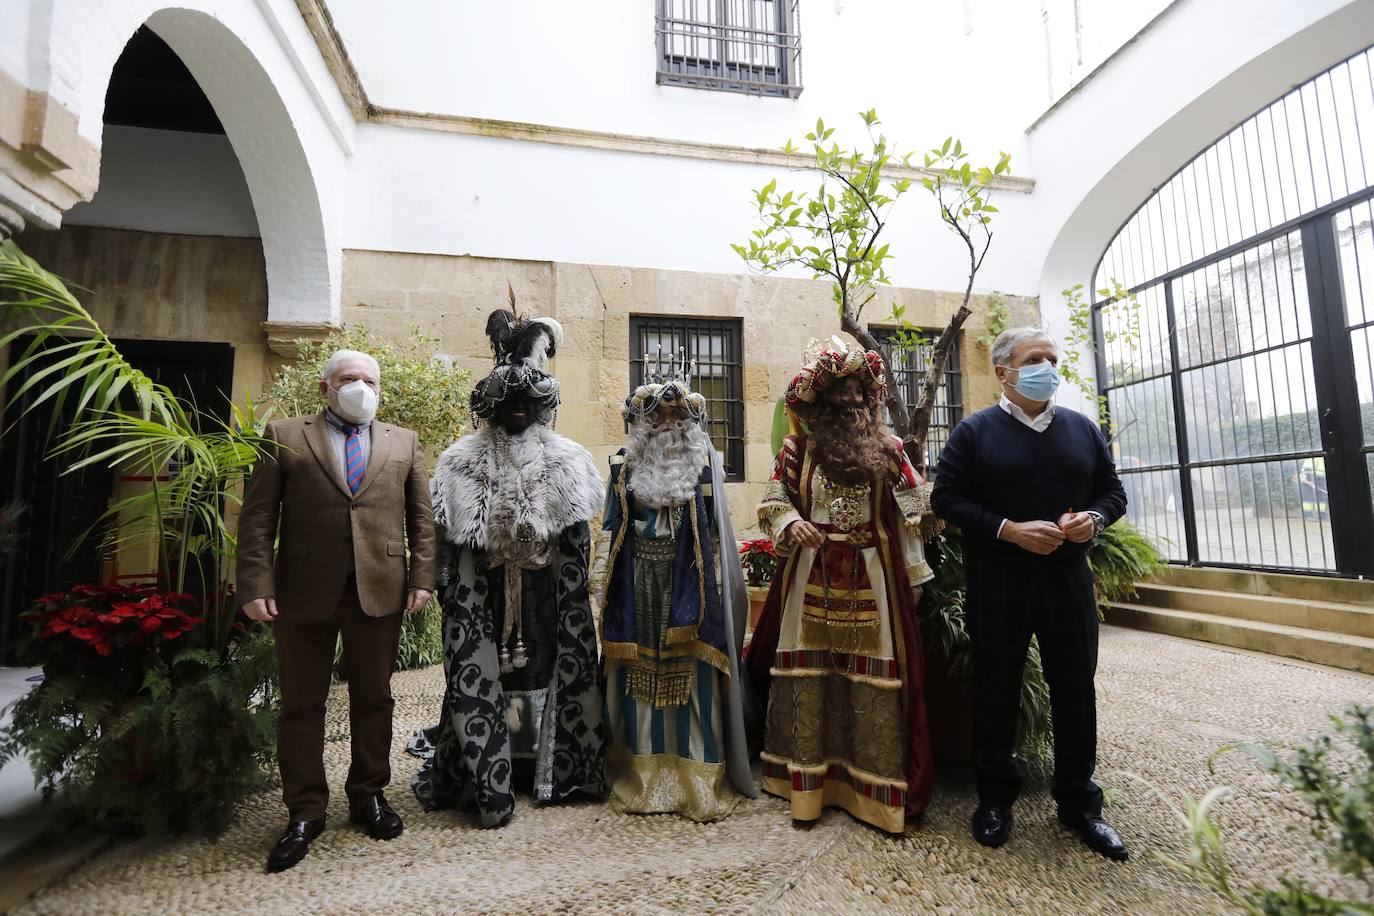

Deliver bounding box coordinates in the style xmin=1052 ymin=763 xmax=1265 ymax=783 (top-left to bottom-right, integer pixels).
xmin=816 ymin=468 xmax=870 ymax=533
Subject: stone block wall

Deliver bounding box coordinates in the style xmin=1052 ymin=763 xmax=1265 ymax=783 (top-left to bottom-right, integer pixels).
xmin=1 ymin=233 xmax=1038 ymax=536
xmin=341 ymin=248 xmax=1038 ymax=532
xmin=14 ymin=225 xmax=272 ymax=402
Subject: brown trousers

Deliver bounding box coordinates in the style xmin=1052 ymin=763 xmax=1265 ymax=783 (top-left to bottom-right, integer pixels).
xmin=273 ymin=576 xmax=404 ymax=821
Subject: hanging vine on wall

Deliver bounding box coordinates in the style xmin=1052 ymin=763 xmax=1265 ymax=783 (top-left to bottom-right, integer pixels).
xmin=975 ymin=293 xmax=1012 ymax=350
xmin=1060 ymin=280 xmax=1143 ymax=442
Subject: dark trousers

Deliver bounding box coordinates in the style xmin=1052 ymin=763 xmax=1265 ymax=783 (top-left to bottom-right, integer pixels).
xmin=966 ymin=553 xmax=1102 ymax=816
xmin=272 ymin=576 xmax=404 ymax=822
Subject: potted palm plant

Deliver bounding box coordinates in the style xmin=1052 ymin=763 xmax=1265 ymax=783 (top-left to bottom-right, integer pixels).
xmin=0 ymin=240 xmax=279 ymax=836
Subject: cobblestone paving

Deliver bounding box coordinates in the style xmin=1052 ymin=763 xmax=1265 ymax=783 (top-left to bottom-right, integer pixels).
xmin=17 ymin=627 xmax=1374 ymax=915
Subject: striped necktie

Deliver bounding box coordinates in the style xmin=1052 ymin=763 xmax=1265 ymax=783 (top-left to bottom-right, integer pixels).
xmin=343 ymin=424 xmax=365 ymax=495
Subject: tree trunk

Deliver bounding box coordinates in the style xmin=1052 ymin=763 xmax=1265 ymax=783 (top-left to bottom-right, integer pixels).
xmin=840 ymin=309 xmax=920 ymax=467
xmin=908 ymin=303 xmax=973 ymax=471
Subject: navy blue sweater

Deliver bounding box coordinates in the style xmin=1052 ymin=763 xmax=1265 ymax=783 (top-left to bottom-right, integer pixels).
xmin=931 ymin=405 xmax=1128 ymax=564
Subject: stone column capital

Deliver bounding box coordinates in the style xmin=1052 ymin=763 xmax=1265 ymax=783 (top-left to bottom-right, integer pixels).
xmin=0 ymin=70 xmax=101 ymax=240
xmin=262 ymin=320 xmax=341 ymax=358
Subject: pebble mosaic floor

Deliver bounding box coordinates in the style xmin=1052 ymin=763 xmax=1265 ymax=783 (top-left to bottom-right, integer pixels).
xmin=16 ymin=626 xmax=1374 ymax=915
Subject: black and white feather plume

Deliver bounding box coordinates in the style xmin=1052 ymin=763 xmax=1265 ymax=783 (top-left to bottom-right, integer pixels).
xmin=508 ymin=317 xmax=562 ymax=371
xmin=469 ymin=288 xmax=566 ymax=425
xmin=484 ymin=284 xmax=564 ymax=372
xmin=484 ymin=307 xmax=520 ymax=363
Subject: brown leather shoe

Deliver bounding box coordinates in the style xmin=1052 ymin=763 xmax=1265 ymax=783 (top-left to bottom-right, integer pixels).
xmin=350 ymin=793 xmax=404 ymax=840
xmin=267 ymin=817 xmax=325 ymax=872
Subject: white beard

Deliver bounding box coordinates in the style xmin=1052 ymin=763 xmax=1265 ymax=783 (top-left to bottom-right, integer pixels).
xmin=624 ymin=419 xmax=712 ymax=509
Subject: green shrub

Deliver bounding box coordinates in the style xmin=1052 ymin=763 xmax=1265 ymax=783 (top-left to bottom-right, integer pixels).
xmin=266 ymin=325 xmax=472 ymax=457
xmin=1132 ymin=705 xmax=1374 ymax=914
xmin=268 ymin=325 xmax=471 ymax=672
xmin=1089 ymin=519 xmax=1168 ymax=610
xmin=395 ymin=602 xmax=444 ymax=670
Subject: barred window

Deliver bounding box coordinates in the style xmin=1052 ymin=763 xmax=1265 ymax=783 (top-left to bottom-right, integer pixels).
xmin=630 ymin=316 xmax=746 ymax=480
xmin=870 ymin=327 xmax=965 ymax=472
xmin=655 ymin=0 xmax=802 ymax=98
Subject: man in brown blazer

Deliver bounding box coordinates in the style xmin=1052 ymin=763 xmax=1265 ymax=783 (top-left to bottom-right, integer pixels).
xmin=236 ymin=349 xmax=436 ymax=872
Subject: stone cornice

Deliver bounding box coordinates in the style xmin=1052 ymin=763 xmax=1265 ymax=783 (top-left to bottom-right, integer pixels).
xmin=292 ymin=0 xmax=373 ymax=120
xmin=373 ymin=109 xmax=1036 ymax=192
xmin=0 ymin=68 xmax=100 ymax=236
xmin=293 ymin=0 xmax=1035 ymax=193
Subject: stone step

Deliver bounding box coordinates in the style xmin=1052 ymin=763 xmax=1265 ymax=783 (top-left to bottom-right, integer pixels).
xmin=1104 ymin=603 xmax=1374 ymax=675
xmin=0 ymin=822 xmax=113 ymax=913
xmin=0 ymin=801 xmax=57 ymax=869
xmin=1133 ymin=583 xmax=1374 ymax=639
xmin=1154 ymin=565 xmax=1374 ymax=607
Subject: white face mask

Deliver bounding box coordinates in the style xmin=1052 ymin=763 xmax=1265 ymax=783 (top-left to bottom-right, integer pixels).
xmin=332 ymin=380 xmax=379 ymax=424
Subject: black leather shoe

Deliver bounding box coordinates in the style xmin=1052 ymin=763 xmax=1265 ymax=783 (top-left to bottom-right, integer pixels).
xmin=971 ymin=805 xmax=1013 ymax=847
xmin=1059 ymin=812 xmax=1129 ymax=861
xmin=350 ymin=793 xmax=404 ymax=840
xmin=267 ymin=817 xmax=324 ymax=872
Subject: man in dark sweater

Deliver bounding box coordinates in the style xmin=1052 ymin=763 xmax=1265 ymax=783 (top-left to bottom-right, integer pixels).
xmin=932 ymin=327 xmax=1129 ymax=861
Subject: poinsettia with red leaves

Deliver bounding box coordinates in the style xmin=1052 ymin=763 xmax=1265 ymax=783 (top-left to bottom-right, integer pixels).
xmin=20 ymin=584 xmax=204 ymax=677
xmin=739 ymin=538 xmax=780 ymax=587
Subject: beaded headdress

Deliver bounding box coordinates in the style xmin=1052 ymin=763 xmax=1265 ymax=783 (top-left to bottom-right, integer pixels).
xmin=622 ymin=346 xmax=709 ymax=425
xmin=469 ymin=289 xmax=564 ymax=426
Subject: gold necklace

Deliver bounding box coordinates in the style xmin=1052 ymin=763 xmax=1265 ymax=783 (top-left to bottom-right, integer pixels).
xmin=813 ymin=466 xmax=869 ymax=656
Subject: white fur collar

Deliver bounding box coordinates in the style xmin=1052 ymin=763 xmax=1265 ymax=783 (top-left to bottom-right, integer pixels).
xmin=430 ymin=424 xmax=604 ymax=551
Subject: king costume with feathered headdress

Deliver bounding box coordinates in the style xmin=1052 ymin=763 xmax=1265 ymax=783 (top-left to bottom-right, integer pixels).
xmin=599 ymin=348 xmax=760 ymax=821
xmin=410 ymin=301 xmax=607 ymax=828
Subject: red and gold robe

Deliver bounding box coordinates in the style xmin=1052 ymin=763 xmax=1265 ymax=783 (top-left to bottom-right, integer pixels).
xmin=747 ymin=433 xmax=936 ymax=833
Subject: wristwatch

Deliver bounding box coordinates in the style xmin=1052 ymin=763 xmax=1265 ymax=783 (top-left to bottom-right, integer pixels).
xmin=1086 ymin=511 xmax=1107 ymax=538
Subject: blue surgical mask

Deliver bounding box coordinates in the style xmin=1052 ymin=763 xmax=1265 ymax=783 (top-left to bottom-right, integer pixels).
xmin=1002 ymin=361 xmax=1060 ymax=402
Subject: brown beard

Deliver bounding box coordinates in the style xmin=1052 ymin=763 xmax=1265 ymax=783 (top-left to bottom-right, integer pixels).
xmin=800 ymin=397 xmax=895 ymax=485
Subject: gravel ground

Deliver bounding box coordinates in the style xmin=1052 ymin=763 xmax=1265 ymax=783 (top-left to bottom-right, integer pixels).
xmin=17 ymin=626 xmax=1374 ymax=915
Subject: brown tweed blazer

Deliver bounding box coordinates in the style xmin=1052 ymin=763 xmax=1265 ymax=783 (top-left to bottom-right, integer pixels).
xmin=234 ymin=412 xmax=437 ymax=621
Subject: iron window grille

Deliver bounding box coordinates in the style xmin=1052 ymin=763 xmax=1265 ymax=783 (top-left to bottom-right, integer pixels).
xmin=655 ymin=0 xmax=802 ymax=98
xmin=870 ymin=327 xmax=964 ymax=473
xmin=629 ymin=316 xmax=746 ymax=480
xmin=1091 ymin=43 xmax=1374 ymax=578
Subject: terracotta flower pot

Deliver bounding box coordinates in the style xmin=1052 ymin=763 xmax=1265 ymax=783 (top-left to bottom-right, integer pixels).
xmin=98 ymin=696 xmax=158 ymax=783
xmin=922 ymin=637 xmax=974 ymax=766
xmin=746 ymin=584 xmax=770 ymax=632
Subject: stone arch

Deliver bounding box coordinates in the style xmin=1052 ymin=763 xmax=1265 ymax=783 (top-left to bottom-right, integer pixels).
xmin=139 ymin=7 xmax=336 ymax=327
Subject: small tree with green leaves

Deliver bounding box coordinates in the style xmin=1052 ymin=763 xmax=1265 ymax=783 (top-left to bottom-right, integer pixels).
xmin=733 ymin=110 xmax=1011 ymax=466
xmin=906 ymin=136 xmax=1011 ymax=460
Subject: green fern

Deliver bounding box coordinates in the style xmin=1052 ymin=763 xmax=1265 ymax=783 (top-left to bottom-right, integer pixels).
xmin=0 ymin=628 xmax=279 ymax=836
xmin=1088 ymin=520 xmax=1167 ymax=610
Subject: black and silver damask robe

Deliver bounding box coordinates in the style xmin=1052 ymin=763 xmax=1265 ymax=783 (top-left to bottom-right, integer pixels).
xmin=411 ymin=424 xmax=607 ymax=827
